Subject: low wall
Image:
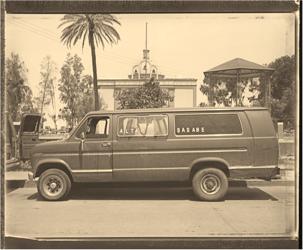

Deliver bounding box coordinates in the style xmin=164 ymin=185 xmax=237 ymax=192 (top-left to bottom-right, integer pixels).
xmin=279 ymin=139 xmax=295 ymax=157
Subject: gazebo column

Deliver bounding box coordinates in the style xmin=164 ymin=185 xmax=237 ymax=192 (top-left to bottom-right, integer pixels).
xmin=236 ymin=70 xmax=240 ymax=106
xmin=208 ymin=74 xmax=214 ymax=106
xmin=265 ymin=72 xmax=272 ymax=113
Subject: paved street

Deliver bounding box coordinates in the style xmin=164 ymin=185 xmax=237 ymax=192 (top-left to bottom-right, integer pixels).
xmin=5 ymin=183 xmax=296 ymax=239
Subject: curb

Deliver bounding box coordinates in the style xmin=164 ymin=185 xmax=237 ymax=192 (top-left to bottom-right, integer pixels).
xmin=6 ymin=178 xmax=295 ymax=190
xmin=237 ymin=180 xmax=295 ymax=187
xmin=4 ymin=236 xmax=299 ymax=249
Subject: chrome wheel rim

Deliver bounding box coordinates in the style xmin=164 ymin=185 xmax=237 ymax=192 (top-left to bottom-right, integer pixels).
xmin=42 ymin=174 xmax=64 ymax=197
xmin=200 ymin=174 xmax=221 ymax=194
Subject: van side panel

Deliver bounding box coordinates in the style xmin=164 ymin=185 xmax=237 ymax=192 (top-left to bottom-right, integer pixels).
xmin=245 ymin=110 xmax=279 ymax=167
xmin=112 ymin=111 xmax=254 ymax=182
xmin=112 ymin=114 xmax=189 ymax=181
xmin=169 ymin=111 xmax=254 ymax=175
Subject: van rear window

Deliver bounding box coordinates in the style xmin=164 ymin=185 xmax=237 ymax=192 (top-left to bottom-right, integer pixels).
xmin=22 ymin=115 xmax=40 ymax=133
xmin=175 ymin=114 xmax=242 ymax=135
xmin=118 ymin=115 xmax=168 ymax=137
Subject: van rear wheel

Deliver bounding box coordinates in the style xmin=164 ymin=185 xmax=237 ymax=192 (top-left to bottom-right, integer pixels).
xmin=192 ymin=168 xmax=228 ymax=201
xmin=38 ymin=169 xmax=71 ymax=201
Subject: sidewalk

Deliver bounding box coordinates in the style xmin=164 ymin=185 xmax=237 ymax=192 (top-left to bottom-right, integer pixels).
xmin=6 ymin=171 xmax=29 ymax=181
xmin=5 ymin=158 xmax=21 ymax=171
xmin=5 ymin=171 xmax=29 ymax=192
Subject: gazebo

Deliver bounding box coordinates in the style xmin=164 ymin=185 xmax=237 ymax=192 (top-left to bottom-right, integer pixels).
xmin=203 ymin=58 xmax=274 ymax=109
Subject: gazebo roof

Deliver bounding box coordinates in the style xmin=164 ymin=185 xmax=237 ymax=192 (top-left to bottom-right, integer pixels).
xmin=204 ymin=58 xmax=274 ymax=78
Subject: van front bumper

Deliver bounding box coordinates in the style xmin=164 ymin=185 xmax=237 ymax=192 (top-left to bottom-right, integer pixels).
xmin=28 ymin=171 xmax=33 ymax=181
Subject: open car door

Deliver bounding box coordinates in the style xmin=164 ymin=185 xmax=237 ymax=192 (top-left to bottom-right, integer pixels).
xmin=19 ymin=113 xmax=42 ymax=160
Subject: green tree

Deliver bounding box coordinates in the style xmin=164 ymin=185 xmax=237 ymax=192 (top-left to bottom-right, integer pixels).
xmin=59 ymin=14 xmax=121 ymax=111
xmin=58 ymin=54 xmax=96 ymax=128
xmin=248 ymin=55 xmax=296 ymax=128
xmin=6 ymin=52 xmax=37 ymax=121
xmin=269 ymin=55 xmax=296 ymax=128
xmin=76 ymin=74 xmax=95 ymax=119
xmin=58 ymin=53 xmax=83 ymax=128
xmin=116 ymin=78 xmax=173 ymax=109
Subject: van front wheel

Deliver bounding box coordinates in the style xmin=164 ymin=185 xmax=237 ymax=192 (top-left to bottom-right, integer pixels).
xmin=192 ymin=168 xmax=228 ymax=201
xmin=38 ymin=169 xmax=71 ymax=201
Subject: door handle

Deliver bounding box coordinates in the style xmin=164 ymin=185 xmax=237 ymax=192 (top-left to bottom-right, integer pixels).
xmin=102 ymin=142 xmax=111 ymax=147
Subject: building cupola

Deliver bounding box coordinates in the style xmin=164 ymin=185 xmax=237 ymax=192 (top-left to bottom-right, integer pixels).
xmin=128 ymin=22 xmax=165 ymax=80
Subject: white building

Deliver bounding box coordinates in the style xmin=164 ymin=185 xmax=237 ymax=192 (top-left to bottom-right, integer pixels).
xmin=98 ymin=24 xmax=197 ymax=110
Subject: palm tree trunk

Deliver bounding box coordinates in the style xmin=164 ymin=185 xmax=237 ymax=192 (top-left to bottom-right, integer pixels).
xmin=88 ymin=30 xmax=100 ymax=111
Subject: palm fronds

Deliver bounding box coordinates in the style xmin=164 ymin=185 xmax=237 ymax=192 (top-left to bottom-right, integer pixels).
xmin=58 ymin=14 xmax=121 ymax=49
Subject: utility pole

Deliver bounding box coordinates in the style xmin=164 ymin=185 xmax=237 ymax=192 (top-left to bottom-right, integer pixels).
xmin=40 ymin=71 xmax=49 ymax=114
xmin=40 ymin=58 xmax=57 ymax=130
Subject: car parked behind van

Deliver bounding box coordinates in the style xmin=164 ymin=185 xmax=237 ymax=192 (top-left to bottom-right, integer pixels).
xmin=22 ymin=107 xmax=279 ymax=201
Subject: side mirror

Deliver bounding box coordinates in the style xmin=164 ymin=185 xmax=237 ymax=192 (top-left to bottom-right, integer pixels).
xmin=80 ymin=131 xmax=85 ymax=140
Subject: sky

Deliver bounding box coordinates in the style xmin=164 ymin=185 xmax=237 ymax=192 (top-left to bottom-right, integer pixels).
xmin=5 ymin=13 xmax=296 ymax=127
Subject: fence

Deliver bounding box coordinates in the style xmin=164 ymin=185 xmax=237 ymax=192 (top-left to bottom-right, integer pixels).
xmin=276 ymin=122 xmax=295 ymax=158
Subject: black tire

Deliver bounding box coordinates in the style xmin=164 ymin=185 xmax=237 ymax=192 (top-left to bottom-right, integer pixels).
xmin=37 ymin=169 xmax=71 ymax=201
xmin=192 ymin=168 xmax=228 ymax=201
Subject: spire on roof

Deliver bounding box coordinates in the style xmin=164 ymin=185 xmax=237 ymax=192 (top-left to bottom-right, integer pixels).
xmin=143 ymin=22 xmax=149 ymax=60
xmin=145 ymin=22 xmax=148 ymax=50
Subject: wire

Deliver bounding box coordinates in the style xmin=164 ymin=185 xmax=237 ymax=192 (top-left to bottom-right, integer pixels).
xmin=7 ymin=17 xmax=187 ymax=77
xmin=7 ymin=19 xmax=58 ymax=42
xmin=10 ymin=18 xmax=59 ymax=39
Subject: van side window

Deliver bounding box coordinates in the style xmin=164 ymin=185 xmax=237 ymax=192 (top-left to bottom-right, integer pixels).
xmin=118 ymin=115 xmax=168 ymax=137
xmin=175 ymin=114 xmax=242 ymax=135
xmin=82 ymin=117 xmax=110 ymax=138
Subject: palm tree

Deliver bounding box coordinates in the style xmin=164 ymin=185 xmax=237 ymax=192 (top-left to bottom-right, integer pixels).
xmin=59 ymin=14 xmax=121 ymax=110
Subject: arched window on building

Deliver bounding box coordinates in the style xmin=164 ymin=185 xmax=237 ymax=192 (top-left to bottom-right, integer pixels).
xmin=133 ymin=69 xmax=139 ymax=79
xmin=151 ymin=69 xmax=157 ymax=78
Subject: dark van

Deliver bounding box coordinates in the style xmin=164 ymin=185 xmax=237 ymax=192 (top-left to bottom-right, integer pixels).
xmin=22 ymin=107 xmax=279 ymax=201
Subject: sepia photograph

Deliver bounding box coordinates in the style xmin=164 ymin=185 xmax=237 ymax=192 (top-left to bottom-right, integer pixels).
xmin=1 ymin=1 xmax=300 ymax=248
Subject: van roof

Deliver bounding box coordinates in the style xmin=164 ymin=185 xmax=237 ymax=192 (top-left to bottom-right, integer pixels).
xmin=87 ymin=106 xmax=268 ymax=115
